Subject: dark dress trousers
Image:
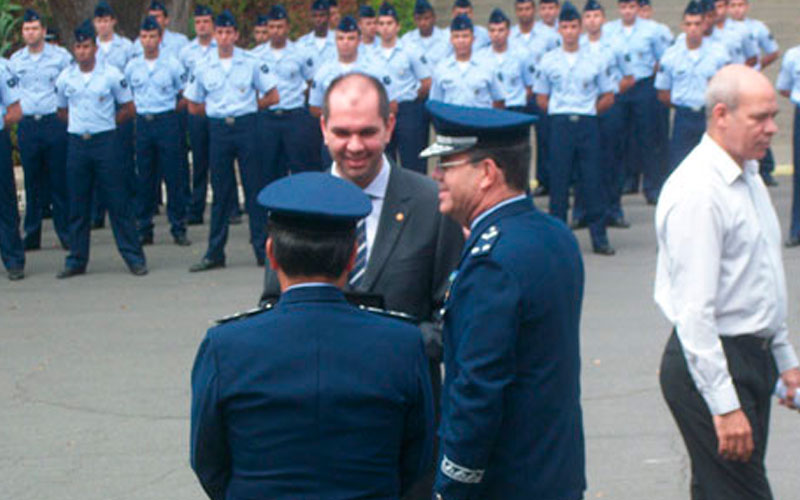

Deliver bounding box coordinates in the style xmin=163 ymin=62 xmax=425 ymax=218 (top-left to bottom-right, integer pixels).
xmin=190 ymin=285 xmax=435 ymax=500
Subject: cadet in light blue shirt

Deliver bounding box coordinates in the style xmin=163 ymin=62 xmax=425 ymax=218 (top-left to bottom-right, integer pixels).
xmin=477 ymin=9 xmax=535 ymax=109
xmin=93 ymin=2 xmax=132 ymax=72
xmin=534 ymin=1 xmax=615 ymax=255
xmin=132 ymin=1 xmax=189 ymax=60
xmin=255 ymin=5 xmax=322 ymax=181
xmin=185 ymin=11 xmax=279 ymax=272
xmin=707 ymin=0 xmax=756 ymax=66
xmin=637 ymin=0 xmax=675 ymax=47
xmin=727 ymin=0 xmax=778 ymax=70
xmin=251 ymin=13 xmax=271 ymax=51
xmin=55 ymin=20 xmax=146 ymax=279
xmin=295 ymin=0 xmax=337 ymax=79
xmin=0 ymin=57 xmax=25 ymax=280
xmin=510 ymin=0 xmax=560 ymax=52
xmin=443 ymin=0 xmax=491 ymax=51
xmin=126 ymin=17 xmax=190 ymax=246
xmin=357 ymin=5 xmax=381 ymax=57
xmin=10 ymin=9 xmax=73 ymax=251
xmin=656 ymin=1 xmax=729 ymax=171
xmin=431 ymin=15 xmax=505 ymax=109
xmin=401 ymin=0 xmax=451 ymax=68
xmin=534 ymin=0 xmax=561 ymax=38
xmin=776 ymin=44 xmax=800 ymax=246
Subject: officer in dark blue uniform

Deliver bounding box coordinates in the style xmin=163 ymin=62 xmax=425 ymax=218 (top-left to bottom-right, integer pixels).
xmin=55 ymin=21 xmax=146 ymax=278
xmin=190 ymin=172 xmax=434 ymax=500
xmin=421 ymin=101 xmax=586 ymax=500
xmin=0 ymin=58 xmax=24 ymax=280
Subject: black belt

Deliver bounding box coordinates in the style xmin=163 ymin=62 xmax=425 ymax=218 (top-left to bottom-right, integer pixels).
xmin=675 ymin=105 xmax=705 ymax=114
xmin=264 ymin=107 xmax=304 ymax=116
xmin=22 ymin=113 xmax=57 ymax=122
xmin=721 ymin=334 xmax=773 ymax=351
xmin=209 ymin=114 xmax=255 ymax=126
xmin=137 ymin=110 xmax=175 ymax=122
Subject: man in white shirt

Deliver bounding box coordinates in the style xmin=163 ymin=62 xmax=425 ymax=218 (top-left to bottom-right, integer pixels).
xmin=655 ymin=64 xmax=800 ymax=499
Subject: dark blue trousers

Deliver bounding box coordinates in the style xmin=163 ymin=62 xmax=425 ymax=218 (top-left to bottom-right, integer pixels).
xmin=790 ymin=106 xmax=800 ymax=239
xmin=188 ymin=113 xmax=210 ymax=221
xmin=0 ymin=129 xmax=24 ymax=272
xmin=206 ymin=114 xmax=266 ymax=264
xmin=387 ymin=99 xmax=428 ymax=174
xmin=135 ymin=112 xmax=187 ymax=239
xmin=92 ymin=118 xmax=135 ymax=224
xmin=548 ymin=114 xmax=610 ymax=249
xmin=526 ymin=98 xmax=550 ymax=190
xmin=760 ymin=148 xmax=775 ymax=179
xmin=17 ymin=114 xmax=69 ymax=248
xmin=669 ymin=106 xmax=706 ymax=172
xmin=599 ymin=102 xmax=626 ymax=221
xmin=258 ymin=108 xmax=323 ymax=183
xmin=618 ymin=77 xmax=661 ymax=201
xmin=64 ymin=131 xmax=145 ymax=271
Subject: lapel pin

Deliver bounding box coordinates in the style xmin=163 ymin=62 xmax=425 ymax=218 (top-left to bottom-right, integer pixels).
xmin=395 ymin=212 xmax=404 ymax=222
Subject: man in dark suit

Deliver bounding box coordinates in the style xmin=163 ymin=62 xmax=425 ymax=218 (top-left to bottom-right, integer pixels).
xmin=422 ymin=101 xmax=586 ymax=500
xmin=259 ymin=72 xmax=463 ymax=500
xmin=191 ymin=172 xmax=434 ymax=500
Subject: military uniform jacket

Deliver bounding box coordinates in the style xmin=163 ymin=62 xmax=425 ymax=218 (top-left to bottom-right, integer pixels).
xmin=435 ymin=197 xmax=586 ymax=500
xmin=191 ymin=285 xmax=434 ymax=500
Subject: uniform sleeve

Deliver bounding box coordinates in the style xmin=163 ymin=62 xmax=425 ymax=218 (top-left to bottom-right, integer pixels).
xmin=596 ymin=61 xmax=615 ymax=95
xmin=253 ymin=60 xmax=278 ymax=94
xmin=308 ymin=75 xmax=325 ymax=107
xmin=520 ymin=51 xmax=536 ymax=88
xmin=172 ymin=59 xmax=188 ymax=92
xmin=183 ymin=70 xmax=206 ymax=104
xmin=757 ymin=22 xmax=779 ymax=55
xmin=742 ymin=31 xmax=759 ymax=60
xmin=55 ymin=70 xmax=69 ymax=109
xmin=299 ymin=49 xmax=317 ymax=81
xmin=489 ymin=69 xmax=506 ymax=102
xmin=410 ymin=51 xmax=432 ymax=80
xmin=654 ymin=55 xmax=672 ymax=91
xmin=0 ymin=67 xmax=20 ymax=107
xmin=651 ymin=29 xmax=668 ymax=60
xmin=775 ymin=53 xmax=794 ymax=92
xmin=109 ymin=67 xmax=133 ymax=105
xmin=435 ymin=259 xmax=520 ymax=500
xmin=771 ymin=323 xmax=800 ymax=373
xmin=399 ymin=336 xmax=435 ymax=495
xmin=533 ymin=63 xmax=550 ymax=95
xmin=190 ymin=333 xmax=232 ymax=500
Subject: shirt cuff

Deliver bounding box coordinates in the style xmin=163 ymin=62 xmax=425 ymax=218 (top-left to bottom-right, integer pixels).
xmin=772 ymin=342 xmax=800 ymax=374
xmin=701 ymin=378 xmax=740 ymax=416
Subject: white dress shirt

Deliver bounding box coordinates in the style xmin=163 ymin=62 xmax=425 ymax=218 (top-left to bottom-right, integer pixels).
xmin=332 ymin=155 xmax=390 ymax=263
xmin=655 ymin=134 xmax=799 ymax=415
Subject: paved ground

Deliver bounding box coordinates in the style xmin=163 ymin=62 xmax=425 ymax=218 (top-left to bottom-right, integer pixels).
xmin=3 ymin=174 xmax=800 ymax=500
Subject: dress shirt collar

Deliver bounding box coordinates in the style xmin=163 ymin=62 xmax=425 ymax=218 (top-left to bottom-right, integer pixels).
xmin=332 ymin=154 xmax=390 ymax=201
xmin=470 ymin=194 xmax=528 ymax=231
xmin=285 ymin=282 xmax=338 ymax=292
xmin=699 ymin=133 xmax=758 ymax=186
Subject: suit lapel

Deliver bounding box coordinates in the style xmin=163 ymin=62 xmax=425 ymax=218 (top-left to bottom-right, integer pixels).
xmin=360 ymin=165 xmax=412 ymax=291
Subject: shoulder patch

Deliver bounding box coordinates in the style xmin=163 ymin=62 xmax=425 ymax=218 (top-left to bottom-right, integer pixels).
xmin=382 ymin=75 xmax=392 ymax=85
xmin=216 ymin=303 xmax=274 ymax=324
xmin=120 ymin=79 xmax=128 ymax=88
xmin=420 ymin=55 xmax=428 ymax=65
xmin=7 ymin=76 xmax=17 ymax=88
xmin=469 ymin=225 xmax=500 ymax=257
xmin=260 ymin=64 xmax=270 ymax=73
xmin=307 ymin=57 xmax=314 ymax=67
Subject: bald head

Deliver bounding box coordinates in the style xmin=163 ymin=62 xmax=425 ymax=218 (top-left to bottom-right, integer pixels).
xmin=322 ymin=72 xmax=390 ymax=124
xmin=706 ymin=64 xmax=778 ymax=165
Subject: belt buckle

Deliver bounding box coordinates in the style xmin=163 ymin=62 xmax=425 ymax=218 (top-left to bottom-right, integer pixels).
xmin=691 ymin=106 xmax=702 ymax=113
xmin=144 ymin=114 xmax=155 ymax=122
xmin=81 ymin=133 xmax=92 ymax=141
xmin=33 ymin=114 xmax=43 ymax=121
xmin=273 ymin=109 xmax=285 ymax=116
xmin=569 ymin=115 xmax=580 ymax=123
xmin=224 ymin=117 xmax=235 ymax=126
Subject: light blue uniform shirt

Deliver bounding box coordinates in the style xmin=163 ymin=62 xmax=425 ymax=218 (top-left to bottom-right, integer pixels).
xmin=295 ymin=31 xmax=337 ymax=79
xmin=96 ymin=33 xmax=133 ymax=71
xmin=124 ymin=53 xmax=186 ymax=114
xmin=580 ymin=33 xmax=628 ymax=94
xmin=430 ymin=55 xmax=505 ymax=108
xmin=656 ymin=38 xmax=729 ymax=110
xmin=180 ymin=38 xmax=217 ymax=77
xmin=183 ymin=48 xmax=278 ymax=119
xmin=475 ymin=44 xmax=535 ymax=107
xmin=534 ymin=47 xmax=614 ymax=116
xmin=132 ymin=29 xmax=189 ymax=60
xmin=709 ymin=21 xmax=757 ymax=65
xmin=254 ymin=43 xmax=314 ymax=110
xmin=442 ymin=24 xmax=491 ymax=52
xmin=533 ymin=20 xmax=558 ymax=39
xmin=401 ymin=27 xmax=451 ymax=67
xmin=308 ymin=55 xmax=398 ymax=107
xmin=729 ymin=17 xmax=778 ymax=70
xmin=357 ymin=38 xmax=381 ymax=58
xmin=643 ymin=19 xmax=674 ymax=48
xmin=776 ymin=46 xmax=800 ymax=106
xmin=0 ymin=59 xmax=20 ymax=131
xmin=55 ymin=62 xmax=133 ymax=134
xmin=9 ymin=43 xmax=73 ymax=116
xmin=370 ymin=40 xmax=431 ymax=103
xmin=605 ymin=18 xmax=668 ymax=81
xmin=510 ymin=24 xmax=560 ymax=53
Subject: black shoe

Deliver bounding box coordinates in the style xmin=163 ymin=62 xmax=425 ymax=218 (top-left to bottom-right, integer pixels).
xmin=42 ymin=207 xmax=52 ymax=219
xmin=256 ymin=256 xmax=265 ymax=267
xmin=607 ymin=217 xmax=631 ymax=229
xmin=91 ymin=219 xmax=105 ymax=230
xmin=570 ymin=219 xmax=587 ymax=230
xmin=8 ymin=268 xmax=24 ymax=281
xmin=139 ymin=234 xmax=154 ymax=246
xmin=229 ymin=213 xmax=243 ymax=225
xmin=762 ymin=174 xmax=779 ymax=187
xmin=56 ymin=267 xmax=86 ymax=279
xmin=645 ymin=197 xmax=657 ymax=206
xmin=622 ymin=181 xmax=638 ymax=195
xmin=59 ymin=240 xmax=70 ymax=251
xmin=23 ymin=239 xmax=41 ymax=251
xmin=129 ymin=264 xmax=148 ymax=276
xmin=785 ymin=236 xmax=800 ymax=248
xmin=592 ymin=244 xmax=616 ymax=256
xmin=189 ymin=258 xmax=225 ymax=272
xmin=186 ymin=217 xmax=204 ymax=226
xmin=532 ymin=185 xmax=549 ymax=197
xmin=173 ymin=234 xmax=191 ymax=246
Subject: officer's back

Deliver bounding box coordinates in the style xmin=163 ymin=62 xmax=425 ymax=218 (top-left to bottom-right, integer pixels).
xmin=190 ymin=173 xmax=434 ymax=500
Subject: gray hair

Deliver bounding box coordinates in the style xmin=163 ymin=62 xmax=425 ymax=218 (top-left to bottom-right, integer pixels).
xmin=705 ymin=69 xmax=741 ymax=120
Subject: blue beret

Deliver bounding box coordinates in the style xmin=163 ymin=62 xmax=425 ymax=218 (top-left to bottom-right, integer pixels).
xmin=453 ymin=0 xmax=472 ymax=8
xmin=141 ymin=16 xmax=161 ymax=31
xmin=488 ymin=8 xmax=509 ymax=24
xmin=74 ymin=19 xmax=96 ymax=43
xmin=516 ymin=0 xmax=534 ymax=3
xmin=255 ymin=14 xmax=269 ymax=26
xmin=450 ymin=14 xmax=473 ymax=31
xmin=338 ymin=15 xmax=360 ymax=33
xmin=699 ymin=0 xmax=715 ymax=12
xmin=215 ymin=10 xmax=237 ymax=28
xmin=268 ymin=5 xmax=288 ymax=21
xmin=45 ymin=27 xmax=59 ymax=42
xmin=378 ymin=3 xmax=398 ymax=19
xmin=359 ymin=5 xmax=376 ymax=17
xmin=559 ymin=1 xmax=581 ymax=21
xmin=329 ymin=0 xmax=338 ymax=6
xmin=257 ymin=172 xmax=372 ymax=228
xmin=311 ymin=0 xmax=330 ymax=11
xmin=93 ymin=2 xmax=114 ymax=18
xmin=148 ymin=1 xmax=167 ymax=14
xmin=414 ymin=0 xmax=434 ymax=14
xmin=539 ymin=0 xmax=560 ymax=4
xmin=194 ymin=4 xmax=214 ymax=17
xmin=584 ymin=0 xmax=604 ymax=11
xmin=684 ymin=0 xmax=703 ymax=14
xmin=421 ymin=101 xmax=536 ymax=158
xmin=638 ymin=0 xmax=651 ymax=5
xmin=23 ymin=9 xmax=41 ymax=22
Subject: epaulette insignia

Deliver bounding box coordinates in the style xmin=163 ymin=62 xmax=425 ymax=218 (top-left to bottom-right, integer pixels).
xmin=215 ymin=302 xmax=274 ymax=324
xmin=469 ymin=225 xmax=500 ymax=257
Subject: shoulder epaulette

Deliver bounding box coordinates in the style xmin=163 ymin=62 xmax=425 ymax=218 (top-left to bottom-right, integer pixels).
xmin=215 ymin=302 xmax=274 ymax=325
xmin=359 ymin=305 xmax=419 ymax=325
xmin=469 ymin=224 xmax=500 ymax=257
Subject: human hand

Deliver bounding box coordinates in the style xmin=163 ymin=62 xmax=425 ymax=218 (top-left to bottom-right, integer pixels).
xmin=712 ymin=409 xmax=753 ymax=462
xmin=779 ymin=367 xmax=800 ymax=410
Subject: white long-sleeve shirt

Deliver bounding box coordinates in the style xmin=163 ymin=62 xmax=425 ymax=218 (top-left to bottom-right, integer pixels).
xmin=654 ymin=134 xmax=799 ymax=415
